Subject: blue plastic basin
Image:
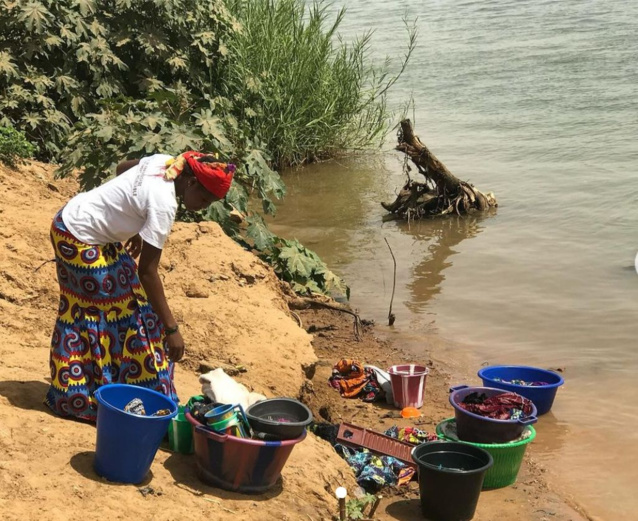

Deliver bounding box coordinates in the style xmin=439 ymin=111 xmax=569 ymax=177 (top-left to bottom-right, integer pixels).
xmin=94 ymin=384 xmax=177 ymax=484
xmin=478 ymin=366 xmax=564 ymax=415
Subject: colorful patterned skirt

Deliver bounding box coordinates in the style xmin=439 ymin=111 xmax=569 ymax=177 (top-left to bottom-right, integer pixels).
xmin=45 ymin=210 xmax=178 ymax=421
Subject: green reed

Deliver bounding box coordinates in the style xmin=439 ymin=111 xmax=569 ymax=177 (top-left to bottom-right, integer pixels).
xmin=224 ymin=0 xmax=417 ymax=168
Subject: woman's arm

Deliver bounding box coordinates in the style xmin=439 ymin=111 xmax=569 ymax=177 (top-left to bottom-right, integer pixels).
xmin=137 ymin=241 xmax=185 ymax=362
xmin=116 ymin=158 xmax=141 ymax=176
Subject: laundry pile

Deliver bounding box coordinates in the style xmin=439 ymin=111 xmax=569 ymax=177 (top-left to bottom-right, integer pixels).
xmin=311 ymin=422 xmax=437 ymax=491
xmin=492 ymin=377 xmax=548 ymax=387
xmin=336 ymin=445 xmax=415 ymax=490
xmin=459 ymin=391 xmax=534 ymax=420
xmin=329 ymin=359 xmax=384 ymax=402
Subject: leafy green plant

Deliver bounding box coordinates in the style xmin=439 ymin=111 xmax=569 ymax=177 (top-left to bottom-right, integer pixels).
xmin=0 ymin=0 xmax=236 ymax=158
xmin=0 ymin=126 xmax=37 ymax=167
xmin=346 ymin=494 xmax=377 ymax=520
xmin=256 ymin=231 xmax=349 ymax=298
xmin=224 ymin=0 xmax=417 ymax=168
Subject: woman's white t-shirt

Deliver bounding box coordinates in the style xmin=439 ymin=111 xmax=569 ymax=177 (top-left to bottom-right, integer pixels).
xmin=62 ymin=154 xmax=177 ymax=249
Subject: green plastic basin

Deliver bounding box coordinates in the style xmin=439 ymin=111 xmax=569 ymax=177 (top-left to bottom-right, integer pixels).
xmin=436 ymin=418 xmax=536 ymax=489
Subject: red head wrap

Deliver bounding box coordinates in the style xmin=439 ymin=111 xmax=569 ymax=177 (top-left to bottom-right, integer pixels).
xmin=165 ymin=151 xmax=235 ymax=199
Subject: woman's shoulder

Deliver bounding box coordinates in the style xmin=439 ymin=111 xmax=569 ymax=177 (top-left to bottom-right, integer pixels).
xmin=143 ymin=153 xmax=174 ymax=171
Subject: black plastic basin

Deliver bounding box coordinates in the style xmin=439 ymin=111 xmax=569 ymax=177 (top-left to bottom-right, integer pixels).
xmin=412 ymin=441 xmax=493 ymax=521
xmin=246 ymin=398 xmax=313 ymax=440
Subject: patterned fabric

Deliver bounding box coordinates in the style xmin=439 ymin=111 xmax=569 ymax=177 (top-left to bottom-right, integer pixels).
xmin=329 ymin=359 xmax=384 ymax=402
xmin=336 ymin=445 xmax=415 ymax=491
xmin=384 ymin=425 xmax=438 ymax=445
xmin=45 ymin=210 xmax=178 ymax=421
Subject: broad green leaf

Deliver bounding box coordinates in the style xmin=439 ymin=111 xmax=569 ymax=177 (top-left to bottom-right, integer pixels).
xmin=303 ymin=279 xmax=322 ymax=294
xmin=23 ymin=112 xmax=42 ymax=129
xmin=71 ymin=96 xmax=85 ymax=115
xmin=225 ymin=183 xmax=249 ymax=214
xmin=193 ymin=110 xmax=231 ymax=150
xmin=140 ymin=77 xmax=165 ymax=93
xmin=143 ymin=113 xmax=165 ymax=130
xmin=59 ymin=25 xmax=77 ymax=42
xmin=262 ymin=197 xmax=277 ymax=216
xmin=55 ymin=75 xmax=78 ymax=92
xmin=165 ymin=125 xmax=202 ymax=153
xmin=18 ymin=2 xmax=52 ymax=33
xmin=320 ymin=269 xmax=349 ymax=299
xmin=44 ymin=34 xmax=63 ymax=49
xmin=78 ymin=0 xmax=97 ymax=17
xmin=96 ymin=82 xmax=118 ymax=98
xmin=246 ymin=215 xmax=276 ymax=251
xmin=244 ymin=149 xmax=286 ymax=198
xmin=34 ymin=93 xmax=53 ymax=107
xmin=206 ymin=201 xmax=230 ymax=223
xmin=140 ymin=131 xmax=165 ymax=153
xmin=0 ymin=52 xmax=18 ymax=78
xmin=167 ymin=55 xmax=188 ymax=71
xmin=24 ymin=73 xmax=53 ymax=92
xmin=95 ymin=126 xmax=114 ymax=141
xmin=279 ymin=245 xmax=315 ymax=279
xmin=292 ymin=278 xmax=321 ymax=295
xmin=259 ymin=166 xmax=286 ymax=198
xmin=206 ymin=201 xmax=240 ymax=237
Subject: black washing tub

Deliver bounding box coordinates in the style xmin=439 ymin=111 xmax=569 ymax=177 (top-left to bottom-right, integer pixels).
xmin=246 ymin=398 xmax=313 ymax=440
xmin=412 ymin=441 xmax=493 ymax=521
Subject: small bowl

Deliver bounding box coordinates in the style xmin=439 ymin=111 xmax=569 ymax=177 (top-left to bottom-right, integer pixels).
xmin=401 ymin=407 xmax=421 ymax=419
xmin=246 ymin=398 xmax=313 ymax=440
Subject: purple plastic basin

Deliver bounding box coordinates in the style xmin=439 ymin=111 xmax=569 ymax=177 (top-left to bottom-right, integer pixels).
xmin=449 ymin=386 xmax=538 ymax=444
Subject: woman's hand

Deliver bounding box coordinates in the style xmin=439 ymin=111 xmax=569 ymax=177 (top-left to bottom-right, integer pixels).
xmin=165 ymin=330 xmax=185 ymax=362
xmin=125 ymin=234 xmax=143 ymax=259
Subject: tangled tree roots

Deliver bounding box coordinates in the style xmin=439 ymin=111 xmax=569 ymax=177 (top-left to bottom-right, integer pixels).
xmin=382 ymin=119 xmax=497 ymax=220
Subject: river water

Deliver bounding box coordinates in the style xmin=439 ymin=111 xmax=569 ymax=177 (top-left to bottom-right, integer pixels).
xmin=270 ymin=1 xmax=638 ymax=519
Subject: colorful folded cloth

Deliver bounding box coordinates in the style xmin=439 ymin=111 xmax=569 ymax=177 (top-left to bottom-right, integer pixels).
xmin=384 ymin=425 xmax=438 ymax=445
xmin=329 ymin=359 xmax=384 ymax=402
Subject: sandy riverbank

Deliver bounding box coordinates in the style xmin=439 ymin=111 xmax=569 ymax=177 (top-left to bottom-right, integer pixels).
xmin=0 ymin=162 xmax=592 ymax=520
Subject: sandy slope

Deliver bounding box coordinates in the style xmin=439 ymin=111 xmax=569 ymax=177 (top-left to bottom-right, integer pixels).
xmin=0 ymin=162 xmax=355 ymax=520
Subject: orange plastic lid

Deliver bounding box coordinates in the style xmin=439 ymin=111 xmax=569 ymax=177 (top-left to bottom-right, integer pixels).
xmin=401 ymin=407 xmax=421 ymax=418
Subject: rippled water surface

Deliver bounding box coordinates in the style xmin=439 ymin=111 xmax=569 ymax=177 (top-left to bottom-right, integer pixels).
xmin=271 ymin=1 xmax=638 ymax=518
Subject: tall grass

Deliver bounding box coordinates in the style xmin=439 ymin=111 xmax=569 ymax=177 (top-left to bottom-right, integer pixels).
xmin=224 ymin=0 xmax=417 ymax=168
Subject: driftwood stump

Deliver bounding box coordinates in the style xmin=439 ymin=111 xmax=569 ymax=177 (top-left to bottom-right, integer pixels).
xmin=382 ymin=119 xmax=497 ymax=219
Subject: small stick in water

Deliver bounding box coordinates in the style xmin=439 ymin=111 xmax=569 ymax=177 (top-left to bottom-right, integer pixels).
xmin=384 ymin=238 xmax=397 ymax=326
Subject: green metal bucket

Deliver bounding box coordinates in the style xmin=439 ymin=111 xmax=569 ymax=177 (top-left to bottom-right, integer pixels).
xmin=436 ymin=418 xmax=536 ymax=489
